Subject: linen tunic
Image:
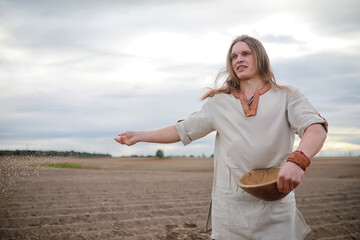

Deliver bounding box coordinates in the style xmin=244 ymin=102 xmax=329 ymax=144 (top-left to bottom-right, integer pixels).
xmin=176 ymin=85 xmax=327 ymax=240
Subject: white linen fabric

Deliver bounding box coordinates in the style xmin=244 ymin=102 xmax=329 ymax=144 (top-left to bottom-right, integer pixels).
xmin=176 ymin=85 xmax=326 ymax=240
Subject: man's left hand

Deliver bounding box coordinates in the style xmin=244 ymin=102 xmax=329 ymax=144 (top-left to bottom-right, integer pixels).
xmin=277 ymin=161 xmax=304 ymax=193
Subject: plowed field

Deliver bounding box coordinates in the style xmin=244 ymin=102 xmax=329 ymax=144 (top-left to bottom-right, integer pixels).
xmin=0 ymin=157 xmax=359 ymax=239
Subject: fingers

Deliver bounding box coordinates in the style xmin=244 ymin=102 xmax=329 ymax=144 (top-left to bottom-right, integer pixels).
xmin=277 ymin=177 xmax=298 ymax=193
xmin=277 ymin=176 xmax=291 ymax=193
xmin=277 ymin=176 xmax=290 ymax=193
xmin=114 ymin=137 xmax=126 ymax=145
xmin=114 ymin=136 xmax=131 ymax=145
xmin=277 ymin=162 xmax=304 ymax=193
xmin=114 ymin=132 xmax=136 ymax=146
xmin=114 ymin=137 xmax=125 ymax=144
xmin=277 ymin=178 xmax=284 ymax=193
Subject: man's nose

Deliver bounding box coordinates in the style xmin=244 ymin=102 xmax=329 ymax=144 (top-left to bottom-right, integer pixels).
xmin=235 ymin=55 xmax=244 ymax=62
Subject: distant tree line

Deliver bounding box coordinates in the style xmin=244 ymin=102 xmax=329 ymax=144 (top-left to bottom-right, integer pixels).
xmin=123 ymin=149 xmax=214 ymax=159
xmin=0 ymin=150 xmax=111 ymax=158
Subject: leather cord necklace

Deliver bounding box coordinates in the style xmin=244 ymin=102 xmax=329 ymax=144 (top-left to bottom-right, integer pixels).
xmin=245 ymin=95 xmax=254 ymax=107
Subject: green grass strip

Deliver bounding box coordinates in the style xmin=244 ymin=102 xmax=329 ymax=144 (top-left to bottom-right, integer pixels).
xmin=41 ymin=163 xmax=84 ymax=169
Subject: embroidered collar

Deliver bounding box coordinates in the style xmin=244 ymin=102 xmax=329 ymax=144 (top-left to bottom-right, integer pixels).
xmin=232 ymin=83 xmax=271 ymax=117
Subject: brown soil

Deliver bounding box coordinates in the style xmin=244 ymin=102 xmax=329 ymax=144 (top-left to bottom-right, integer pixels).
xmin=0 ymin=156 xmax=359 ymax=240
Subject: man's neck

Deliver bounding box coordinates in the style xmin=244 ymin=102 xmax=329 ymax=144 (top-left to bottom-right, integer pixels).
xmin=240 ymin=77 xmax=265 ymax=98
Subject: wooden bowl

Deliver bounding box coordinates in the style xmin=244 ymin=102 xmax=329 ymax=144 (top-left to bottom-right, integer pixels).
xmin=237 ymin=168 xmax=288 ymax=201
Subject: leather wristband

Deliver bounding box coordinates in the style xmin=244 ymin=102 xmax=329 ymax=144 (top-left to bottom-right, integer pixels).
xmin=287 ymin=150 xmax=310 ymax=171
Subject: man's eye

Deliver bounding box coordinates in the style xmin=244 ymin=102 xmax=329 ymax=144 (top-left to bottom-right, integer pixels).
xmin=231 ymin=55 xmax=237 ymax=59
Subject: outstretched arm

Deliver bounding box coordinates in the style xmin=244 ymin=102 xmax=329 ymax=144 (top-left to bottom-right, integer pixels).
xmin=114 ymin=125 xmax=180 ymax=146
xmin=277 ymin=123 xmax=327 ymax=193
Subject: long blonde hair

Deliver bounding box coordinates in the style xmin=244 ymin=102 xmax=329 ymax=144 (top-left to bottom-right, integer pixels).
xmin=202 ymin=35 xmax=282 ymax=100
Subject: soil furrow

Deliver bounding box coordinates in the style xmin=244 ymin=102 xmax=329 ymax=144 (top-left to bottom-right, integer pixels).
xmin=1 ymin=156 xmax=359 ymax=239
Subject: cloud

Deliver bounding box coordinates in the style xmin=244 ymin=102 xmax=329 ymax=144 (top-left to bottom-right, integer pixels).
xmin=0 ymin=0 xmax=359 ymax=156
xmin=261 ymin=34 xmax=301 ymax=44
xmin=273 ymin=51 xmax=360 ymax=130
xmin=295 ymin=0 xmax=360 ymax=36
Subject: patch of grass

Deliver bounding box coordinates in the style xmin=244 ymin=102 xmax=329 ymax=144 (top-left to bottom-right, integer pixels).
xmin=41 ymin=163 xmax=85 ymax=169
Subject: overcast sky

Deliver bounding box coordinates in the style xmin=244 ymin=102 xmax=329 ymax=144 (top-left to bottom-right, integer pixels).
xmin=0 ymin=0 xmax=359 ymax=157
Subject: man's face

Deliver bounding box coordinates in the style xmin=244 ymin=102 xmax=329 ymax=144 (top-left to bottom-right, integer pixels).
xmin=231 ymin=41 xmax=257 ymax=81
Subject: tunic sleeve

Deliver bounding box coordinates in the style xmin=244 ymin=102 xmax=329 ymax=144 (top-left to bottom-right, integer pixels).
xmin=176 ymin=97 xmax=216 ymax=145
xmin=287 ymin=87 xmax=328 ymax=138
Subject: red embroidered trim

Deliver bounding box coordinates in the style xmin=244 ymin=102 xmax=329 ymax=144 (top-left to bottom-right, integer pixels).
xmin=317 ymin=113 xmax=329 ymax=132
xmin=232 ymin=83 xmax=271 ymax=117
